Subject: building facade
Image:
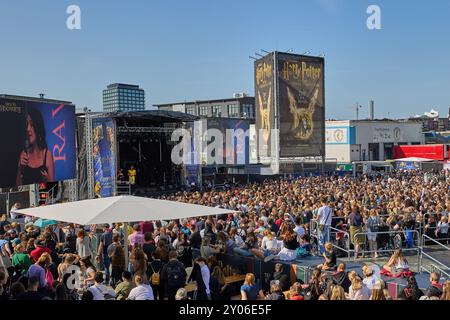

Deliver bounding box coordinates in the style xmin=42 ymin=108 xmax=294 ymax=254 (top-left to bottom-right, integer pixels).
xmin=103 ymin=83 xmax=145 ymax=112
xmin=326 ymin=120 xmax=424 ymax=163
xmin=154 ymin=95 xmax=255 ymax=120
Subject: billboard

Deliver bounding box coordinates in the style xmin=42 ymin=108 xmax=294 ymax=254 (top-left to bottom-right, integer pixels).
xmin=394 ymin=144 xmax=445 ymax=161
xmin=277 ymin=53 xmax=325 ymax=157
xmin=396 ymin=160 xmax=421 ymax=171
xmin=0 ymin=97 xmax=76 ymax=188
xmin=255 ymin=53 xmax=275 ymax=158
xmin=92 ymin=118 xmax=116 ymax=198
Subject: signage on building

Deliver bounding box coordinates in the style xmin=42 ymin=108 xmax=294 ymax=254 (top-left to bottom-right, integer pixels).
xmin=326 ymin=127 xmax=349 ymax=144
xmin=372 ymin=126 xmax=401 ymax=142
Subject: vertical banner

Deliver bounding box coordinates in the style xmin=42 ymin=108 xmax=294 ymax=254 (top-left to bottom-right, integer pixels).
xmin=0 ymin=97 xmax=76 ymax=188
xmin=255 ymin=53 xmax=275 ymax=159
xmin=277 ymin=53 xmax=325 ymax=157
xmin=92 ymin=118 xmax=116 ymax=198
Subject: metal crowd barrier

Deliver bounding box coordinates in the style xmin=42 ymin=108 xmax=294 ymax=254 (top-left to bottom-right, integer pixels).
xmin=418 ymin=234 xmax=450 ymax=279
xmin=350 ymin=230 xmax=421 ymax=269
xmin=329 ymin=226 xmax=352 ymax=259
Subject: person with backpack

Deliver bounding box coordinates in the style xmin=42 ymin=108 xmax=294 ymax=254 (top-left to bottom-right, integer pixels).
xmin=161 ymin=250 xmax=187 ymax=301
xmin=148 ymin=251 xmax=164 ymax=300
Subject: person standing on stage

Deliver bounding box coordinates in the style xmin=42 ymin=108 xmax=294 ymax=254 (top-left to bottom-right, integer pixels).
xmin=128 ymin=165 xmax=137 ymax=194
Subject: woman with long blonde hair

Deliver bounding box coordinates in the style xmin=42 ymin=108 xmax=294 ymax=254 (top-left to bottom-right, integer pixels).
xmin=240 ymin=273 xmax=264 ymax=300
xmin=330 ymin=285 xmax=347 ymax=300
xmin=383 ymin=249 xmax=409 ymax=274
xmin=441 ymin=281 xmax=450 ymax=300
xmin=370 ymin=281 xmax=386 ymax=300
xmin=348 ymin=271 xmax=370 ymax=300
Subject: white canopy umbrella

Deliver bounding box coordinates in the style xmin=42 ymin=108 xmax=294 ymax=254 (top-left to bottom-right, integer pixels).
xmin=13 ymin=195 xmax=234 ymax=225
xmin=13 ymin=196 xmax=236 ymax=266
xmin=395 ymin=157 xmax=434 ymax=162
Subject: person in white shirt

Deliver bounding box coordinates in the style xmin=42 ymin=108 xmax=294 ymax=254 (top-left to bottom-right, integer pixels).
xmin=316 ymin=197 xmax=333 ymax=254
xmin=436 ymin=216 xmax=449 ymax=244
xmin=127 ymin=275 xmax=154 ymax=300
xmin=293 ymin=216 xmax=306 ymax=242
xmin=88 ymin=272 xmax=117 ymax=300
xmin=362 ymin=265 xmax=380 ymax=290
xmin=251 ymin=230 xmax=280 ymax=260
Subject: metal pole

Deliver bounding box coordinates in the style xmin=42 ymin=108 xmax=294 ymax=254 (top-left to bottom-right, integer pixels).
xmin=139 ymin=141 xmax=141 ymax=163
xmin=124 ymin=222 xmax=129 ymax=270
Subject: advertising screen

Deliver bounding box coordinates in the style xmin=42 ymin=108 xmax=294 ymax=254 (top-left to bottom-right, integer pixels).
xmin=0 ymin=97 xmax=76 ymax=188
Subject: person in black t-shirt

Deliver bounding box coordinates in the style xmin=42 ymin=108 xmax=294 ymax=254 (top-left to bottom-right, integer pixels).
xmin=332 ymin=262 xmax=351 ymax=292
xmin=273 ymin=263 xmax=290 ymax=291
xmin=16 ymin=277 xmax=45 ymax=301
xmin=98 ymin=224 xmax=113 ymax=284
xmin=318 ymin=243 xmax=337 ymax=271
xmin=142 ymin=232 xmax=156 ymax=262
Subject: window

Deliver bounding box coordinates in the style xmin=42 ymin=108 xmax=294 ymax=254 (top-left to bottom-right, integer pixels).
xmin=227 ymin=104 xmax=239 ymax=117
xmin=199 ymin=106 xmax=209 ymax=117
xmin=212 ymin=105 xmax=222 ymax=117
xmin=186 ymin=105 xmax=197 ymax=115
xmin=242 ymin=104 xmax=254 ymax=118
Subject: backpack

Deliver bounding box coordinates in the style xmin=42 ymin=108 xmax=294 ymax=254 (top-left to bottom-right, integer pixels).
xmin=166 ymin=262 xmax=185 ymax=287
xmin=296 ymin=246 xmax=309 ymax=258
xmin=150 ymin=266 xmax=161 ymax=286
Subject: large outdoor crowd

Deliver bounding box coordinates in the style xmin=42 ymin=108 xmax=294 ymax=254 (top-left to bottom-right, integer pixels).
xmin=0 ymin=171 xmax=449 ymax=300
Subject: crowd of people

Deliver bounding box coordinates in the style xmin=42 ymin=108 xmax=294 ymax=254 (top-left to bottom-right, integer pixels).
xmin=0 ymin=171 xmax=449 ymax=300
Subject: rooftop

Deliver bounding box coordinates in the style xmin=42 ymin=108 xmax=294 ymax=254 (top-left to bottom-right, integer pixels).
xmin=0 ymin=94 xmax=73 ymax=105
xmin=154 ymin=96 xmax=254 ymax=108
xmin=105 ymin=83 xmax=142 ymax=90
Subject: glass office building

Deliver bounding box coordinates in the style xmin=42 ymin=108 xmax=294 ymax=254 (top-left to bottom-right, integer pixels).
xmin=103 ymin=83 xmax=145 ymax=112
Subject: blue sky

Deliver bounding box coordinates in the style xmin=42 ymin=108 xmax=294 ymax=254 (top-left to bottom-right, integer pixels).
xmin=0 ymin=0 xmax=449 ymax=119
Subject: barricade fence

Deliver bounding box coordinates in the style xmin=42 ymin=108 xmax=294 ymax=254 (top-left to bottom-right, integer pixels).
xmin=419 ymin=234 xmax=450 ymax=279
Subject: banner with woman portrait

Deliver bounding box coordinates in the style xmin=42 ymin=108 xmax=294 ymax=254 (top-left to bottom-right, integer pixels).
xmin=0 ymin=97 xmax=76 ymax=188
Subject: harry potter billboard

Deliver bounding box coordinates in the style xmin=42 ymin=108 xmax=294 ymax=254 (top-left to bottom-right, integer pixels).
xmin=254 ymin=53 xmax=275 ymax=158
xmin=277 ymin=52 xmax=325 ymax=157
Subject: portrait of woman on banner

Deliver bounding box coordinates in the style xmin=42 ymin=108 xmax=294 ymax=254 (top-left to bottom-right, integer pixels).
xmin=16 ymin=107 xmax=55 ymax=186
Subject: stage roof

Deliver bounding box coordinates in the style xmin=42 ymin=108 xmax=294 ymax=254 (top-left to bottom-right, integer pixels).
xmin=13 ymin=196 xmax=235 ymax=225
xmin=106 ymin=110 xmax=199 ymax=122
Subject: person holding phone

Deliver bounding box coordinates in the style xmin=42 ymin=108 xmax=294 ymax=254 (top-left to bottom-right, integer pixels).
xmin=16 ymin=107 xmax=54 ymax=186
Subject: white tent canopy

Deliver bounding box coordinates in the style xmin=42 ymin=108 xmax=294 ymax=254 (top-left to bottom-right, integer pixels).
xmin=395 ymin=157 xmax=434 ymax=162
xmin=13 ymin=196 xmax=235 ymax=225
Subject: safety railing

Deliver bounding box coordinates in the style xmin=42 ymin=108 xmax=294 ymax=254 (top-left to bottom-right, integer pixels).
xmin=116 ymin=181 xmax=131 ymax=196
xmin=418 ymin=234 xmax=450 ymax=279
xmin=329 ymin=226 xmax=352 ymax=259
xmin=419 ymin=212 xmax=450 ymax=246
xmin=352 ymin=230 xmax=421 ymax=269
